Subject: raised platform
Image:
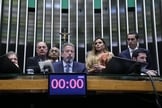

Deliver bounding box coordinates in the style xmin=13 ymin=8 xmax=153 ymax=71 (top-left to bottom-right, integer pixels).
xmin=0 ymin=75 xmax=162 ymax=108
xmin=0 ymin=75 xmax=162 ymax=93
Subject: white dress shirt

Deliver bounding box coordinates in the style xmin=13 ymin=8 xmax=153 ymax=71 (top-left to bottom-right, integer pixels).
xmin=63 ymin=61 xmax=73 ymax=73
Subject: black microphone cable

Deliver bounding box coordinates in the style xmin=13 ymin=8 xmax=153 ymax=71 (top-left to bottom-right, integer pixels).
xmin=143 ymin=72 xmax=162 ymax=108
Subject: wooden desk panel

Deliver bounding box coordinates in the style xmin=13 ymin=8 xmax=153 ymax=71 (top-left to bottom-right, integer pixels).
xmin=0 ymin=75 xmax=162 ymax=92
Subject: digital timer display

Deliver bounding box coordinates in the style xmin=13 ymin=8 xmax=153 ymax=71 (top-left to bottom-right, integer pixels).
xmin=48 ymin=73 xmax=87 ymax=96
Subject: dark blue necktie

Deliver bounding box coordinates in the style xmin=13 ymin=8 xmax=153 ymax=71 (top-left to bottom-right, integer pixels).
xmin=65 ymin=64 xmax=70 ymax=73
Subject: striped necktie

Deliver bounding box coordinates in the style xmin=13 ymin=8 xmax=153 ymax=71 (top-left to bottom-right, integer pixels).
xmin=65 ymin=64 xmax=70 ymax=73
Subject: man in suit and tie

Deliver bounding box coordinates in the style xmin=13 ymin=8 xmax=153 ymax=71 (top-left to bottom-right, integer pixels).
xmin=53 ymin=43 xmax=88 ymax=73
xmin=118 ymin=32 xmax=139 ymax=59
xmin=118 ymin=32 xmax=154 ymax=70
xmin=26 ymin=41 xmax=49 ymax=74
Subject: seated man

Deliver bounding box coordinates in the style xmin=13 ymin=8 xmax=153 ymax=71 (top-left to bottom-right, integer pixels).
xmin=6 ymin=51 xmax=19 ymax=68
xmin=0 ymin=51 xmax=21 ymax=76
xmin=48 ymin=46 xmax=60 ymax=63
xmin=131 ymin=48 xmax=157 ymax=76
xmin=118 ymin=33 xmax=139 ymax=59
xmin=53 ymin=43 xmax=88 ymax=73
xmin=26 ymin=41 xmax=48 ymax=74
xmin=118 ymin=32 xmax=155 ymax=70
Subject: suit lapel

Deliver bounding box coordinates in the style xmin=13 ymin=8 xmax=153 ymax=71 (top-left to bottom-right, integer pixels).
xmin=72 ymin=62 xmax=77 ymax=72
xmin=126 ymin=49 xmax=131 ymax=59
xmin=60 ymin=62 xmax=64 ymax=73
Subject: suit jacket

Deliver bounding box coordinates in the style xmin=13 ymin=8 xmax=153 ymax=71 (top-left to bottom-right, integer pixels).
xmin=128 ymin=62 xmax=152 ymax=75
xmin=53 ymin=61 xmax=88 ymax=73
xmin=118 ymin=49 xmax=131 ymax=59
xmin=26 ymin=56 xmax=47 ymax=74
xmin=118 ymin=48 xmax=155 ymax=70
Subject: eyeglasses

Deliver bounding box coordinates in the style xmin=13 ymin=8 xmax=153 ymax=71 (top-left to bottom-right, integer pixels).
xmin=50 ymin=49 xmax=58 ymax=53
xmin=127 ymin=38 xmax=135 ymax=41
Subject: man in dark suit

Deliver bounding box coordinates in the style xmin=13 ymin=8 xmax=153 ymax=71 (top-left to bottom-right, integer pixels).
xmin=118 ymin=32 xmax=154 ymax=70
xmin=118 ymin=32 xmax=139 ymax=59
xmin=53 ymin=43 xmax=87 ymax=73
xmin=26 ymin=41 xmax=48 ymax=74
xmin=130 ymin=48 xmax=157 ymax=76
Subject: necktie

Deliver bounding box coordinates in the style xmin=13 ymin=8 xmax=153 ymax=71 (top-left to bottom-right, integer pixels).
xmin=65 ymin=64 xmax=70 ymax=73
xmin=130 ymin=49 xmax=135 ymax=58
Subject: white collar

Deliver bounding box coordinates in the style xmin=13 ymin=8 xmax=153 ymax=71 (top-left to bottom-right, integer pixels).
xmin=63 ymin=61 xmax=73 ymax=67
xmin=128 ymin=47 xmax=138 ymax=52
xmin=128 ymin=42 xmax=139 ymax=51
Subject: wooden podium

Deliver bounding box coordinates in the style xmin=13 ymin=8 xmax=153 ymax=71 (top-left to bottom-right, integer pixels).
xmin=0 ymin=75 xmax=162 ymax=108
xmin=0 ymin=75 xmax=162 ymax=93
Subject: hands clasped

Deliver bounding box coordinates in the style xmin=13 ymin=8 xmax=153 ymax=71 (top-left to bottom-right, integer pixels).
xmin=93 ymin=64 xmax=106 ymax=72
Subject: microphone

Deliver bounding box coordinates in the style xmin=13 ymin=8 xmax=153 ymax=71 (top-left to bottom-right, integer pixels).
xmin=43 ymin=65 xmax=51 ymax=74
xmin=141 ymin=72 xmax=162 ymax=108
xmin=38 ymin=60 xmax=55 ymax=74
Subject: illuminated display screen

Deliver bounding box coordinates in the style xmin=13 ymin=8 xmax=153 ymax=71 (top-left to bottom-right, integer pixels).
xmin=48 ymin=73 xmax=87 ymax=96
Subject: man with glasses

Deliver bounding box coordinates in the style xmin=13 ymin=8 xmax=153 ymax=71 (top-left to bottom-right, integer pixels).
xmin=48 ymin=46 xmax=60 ymax=63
